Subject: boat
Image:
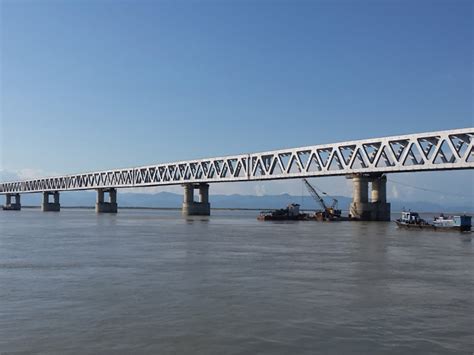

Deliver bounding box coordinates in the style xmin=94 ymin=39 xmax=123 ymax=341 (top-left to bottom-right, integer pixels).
xmin=312 ymin=210 xmax=343 ymax=221
xmin=395 ymin=211 xmax=472 ymax=232
xmin=257 ymin=203 xmax=308 ymax=221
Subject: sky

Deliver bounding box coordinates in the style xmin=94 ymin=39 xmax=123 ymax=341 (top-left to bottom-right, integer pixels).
xmin=0 ymin=0 xmax=473 ymax=205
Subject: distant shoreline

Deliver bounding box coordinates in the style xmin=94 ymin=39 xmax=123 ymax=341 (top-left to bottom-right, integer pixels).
xmin=20 ymin=206 xmax=262 ymax=211
xmin=16 ymin=206 xmax=474 ymax=214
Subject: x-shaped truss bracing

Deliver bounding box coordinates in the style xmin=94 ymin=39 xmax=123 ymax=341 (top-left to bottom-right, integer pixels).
xmin=1 ymin=128 xmax=473 ymax=194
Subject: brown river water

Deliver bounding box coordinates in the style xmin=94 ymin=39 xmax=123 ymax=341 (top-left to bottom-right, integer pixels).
xmin=1 ymin=209 xmax=473 ymax=354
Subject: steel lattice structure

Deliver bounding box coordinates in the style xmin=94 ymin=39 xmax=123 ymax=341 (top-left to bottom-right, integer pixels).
xmin=1 ymin=128 xmax=473 ymax=194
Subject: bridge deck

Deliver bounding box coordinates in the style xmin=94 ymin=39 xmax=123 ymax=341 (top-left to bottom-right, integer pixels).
xmin=1 ymin=128 xmax=473 ymax=194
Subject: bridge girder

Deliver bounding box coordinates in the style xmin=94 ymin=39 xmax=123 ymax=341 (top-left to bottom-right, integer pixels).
xmin=1 ymin=128 xmax=472 ymax=194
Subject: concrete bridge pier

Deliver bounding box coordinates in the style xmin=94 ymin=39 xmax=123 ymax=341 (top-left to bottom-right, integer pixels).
xmin=96 ymin=188 xmax=117 ymax=213
xmin=42 ymin=191 xmax=60 ymax=212
xmin=349 ymin=174 xmax=390 ymax=221
xmin=182 ymin=183 xmax=210 ymax=216
xmin=349 ymin=174 xmax=371 ymax=220
xmin=3 ymin=193 xmax=21 ymax=211
xmin=370 ymin=174 xmax=391 ymax=221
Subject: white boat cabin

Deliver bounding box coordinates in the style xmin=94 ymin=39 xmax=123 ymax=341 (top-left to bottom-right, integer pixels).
xmin=400 ymin=211 xmax=422 ymax=224
xmin=433 ymin=214 xmax=471 ymax=228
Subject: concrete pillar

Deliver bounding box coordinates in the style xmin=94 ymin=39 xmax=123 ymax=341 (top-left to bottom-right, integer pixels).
xmin=352 ymin=175 xmax=369 ymax=203
xmin=183 ymin=184 xmax=194 ymax=204
xmin=3 ymin=193 xmax=21 ymax=211
xmin=182 ymin=183 xmax=210 ymax=216
xmin=97 ymin=189 xmax=104 ymax=204
xmin=199 ymin=183 xmax=209 ymax=204
xmin=349 ymin=174 xmax=391 ymax=221
xmin=371 ymin=178 xmax=381 ymax=203
xmin=109 ymin=188 xmax=117 ymax=205
xmin=95 ymin=188 xmax=118 ymax=213
xmin=349 ymin=174 xmax=373 ymax=220
xmin=370 ymin=175 xmax=391 ymax=221
xmin=42 ymin=191 xmax=60 ymax=212
xmin=371 ymin=175 xmax=387 ymax=203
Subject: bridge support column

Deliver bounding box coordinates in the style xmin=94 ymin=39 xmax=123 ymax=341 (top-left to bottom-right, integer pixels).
xmin=95 ymin=188 xmax=117 ymax=213
xmin=3 ymin=193 xmax=21 ymax=211
xmin=349 ymin=174 xmax=372 ymax=220
xmin=182 ymin=183 xmax=210 ymax=216
xmin=349 ymin=174 xmax=390 ymax=221
xmin=370 ymin=175 xmax=391 ymax=221
xmin=42 ymin=191 xmax=60 ymax=212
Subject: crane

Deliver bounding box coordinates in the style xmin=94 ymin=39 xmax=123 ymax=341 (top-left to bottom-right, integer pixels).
xmin=303 ymin=178 xmax=341 ymax=220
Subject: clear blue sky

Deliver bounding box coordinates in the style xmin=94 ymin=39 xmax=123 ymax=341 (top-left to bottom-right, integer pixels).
xmin=0 ymin=0 xmax=472 ymax=203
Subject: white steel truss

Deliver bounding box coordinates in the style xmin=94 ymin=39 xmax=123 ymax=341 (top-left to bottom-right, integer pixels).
xmin=1 ymin=128 xmax=473 ymax=194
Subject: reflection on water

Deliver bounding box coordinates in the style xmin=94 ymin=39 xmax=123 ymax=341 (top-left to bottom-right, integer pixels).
xmin=0 ymin=209 xmax=472 ymax=354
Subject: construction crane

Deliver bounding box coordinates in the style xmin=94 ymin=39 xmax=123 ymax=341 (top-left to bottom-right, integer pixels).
xmin=303 ymin=178 xmax=341 ymax=220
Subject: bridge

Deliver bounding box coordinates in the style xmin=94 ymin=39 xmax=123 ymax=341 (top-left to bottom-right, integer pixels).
xmin=1 ymin=127 xmax=473 ymax=220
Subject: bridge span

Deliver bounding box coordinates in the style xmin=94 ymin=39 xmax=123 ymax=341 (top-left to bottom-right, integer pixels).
xmin=1 ymin=128 xmax=473 ymax=220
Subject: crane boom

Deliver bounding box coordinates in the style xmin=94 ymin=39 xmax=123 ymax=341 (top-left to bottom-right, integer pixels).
xmin=303 ymin=178 xmax=328 ymax=211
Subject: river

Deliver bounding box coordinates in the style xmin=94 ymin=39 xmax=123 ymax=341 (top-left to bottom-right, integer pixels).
xmin=1 ymin=209 xmax=472 ymax=354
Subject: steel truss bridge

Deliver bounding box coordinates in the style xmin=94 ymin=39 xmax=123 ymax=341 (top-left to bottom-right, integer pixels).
xmin=1 ymin=128 xmax=473 ymax=194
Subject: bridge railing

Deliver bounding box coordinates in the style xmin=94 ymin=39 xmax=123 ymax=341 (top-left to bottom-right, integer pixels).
xmin=1 ymin=128 xmax=472 ymax=194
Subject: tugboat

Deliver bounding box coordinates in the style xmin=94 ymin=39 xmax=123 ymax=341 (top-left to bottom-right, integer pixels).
xmin=257 ymin=203 xmax=308 ymax=221
xmin=395 ymin=211 xmax=472 ymax=232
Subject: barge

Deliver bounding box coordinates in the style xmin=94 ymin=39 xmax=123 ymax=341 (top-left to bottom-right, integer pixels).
xmin=257 ymin=203 xmax=308 ymax=221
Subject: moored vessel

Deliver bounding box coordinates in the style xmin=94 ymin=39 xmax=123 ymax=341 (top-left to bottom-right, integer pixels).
xmin=395 ymin=211 xmax=472 ymax=232
xmin=257 ymin=203 xmax=308 ymax=221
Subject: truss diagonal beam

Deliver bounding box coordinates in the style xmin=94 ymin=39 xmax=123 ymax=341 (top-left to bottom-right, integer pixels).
xmin=1 ymin=128 xmax=472 ymax=194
